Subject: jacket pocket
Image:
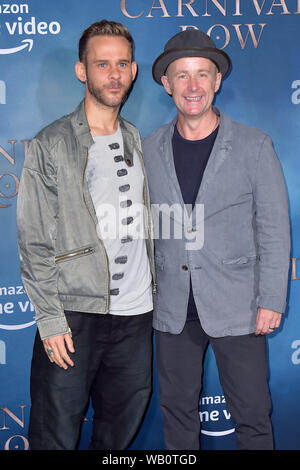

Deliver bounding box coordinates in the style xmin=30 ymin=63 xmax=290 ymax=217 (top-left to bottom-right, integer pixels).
xmin=222 ymin=255 xmax=258 ymax=265
xmin=55 ymin=245 xmax=95 ymax=263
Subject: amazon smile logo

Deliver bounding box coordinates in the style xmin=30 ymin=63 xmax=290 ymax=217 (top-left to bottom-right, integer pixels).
xmin=0 ymin=288 xmax=36 ymax=331
xmin=0 ymin=11 xmax=61 ymax=55
xmin=0 ymin=320 xmax=35 ymax=330
xmin=0 ymin=38 xmax=32 ymax=55
xmin=199 ymin=395 xmax=235 ymax=437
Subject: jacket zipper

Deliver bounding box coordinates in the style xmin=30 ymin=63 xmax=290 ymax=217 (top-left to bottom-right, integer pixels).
xmin=82 ymin=149 xmax=111 ymax=312
xmin=55 ymin=246 xmax=94 ymax=263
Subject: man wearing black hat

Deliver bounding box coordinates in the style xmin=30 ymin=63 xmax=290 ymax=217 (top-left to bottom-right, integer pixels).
xmin=142 ymin=30 xmax=290 ymax=450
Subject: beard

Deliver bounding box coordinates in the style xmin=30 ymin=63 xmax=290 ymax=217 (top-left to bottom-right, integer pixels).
xmin=86 ymin=77 xmax=131 ymax=109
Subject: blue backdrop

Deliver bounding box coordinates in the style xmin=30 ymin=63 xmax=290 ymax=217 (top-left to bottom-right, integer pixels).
xmin=0 ymin=0 xmax=300 ymax=451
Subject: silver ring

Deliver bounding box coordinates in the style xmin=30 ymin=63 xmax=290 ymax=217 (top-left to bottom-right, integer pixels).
xmin=47 ymin=348 xmax=54 ymax=356
xmin=269 ymin=327 xmax=275 ymax=330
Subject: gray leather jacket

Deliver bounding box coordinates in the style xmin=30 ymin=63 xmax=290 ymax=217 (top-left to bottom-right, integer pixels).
xmin=17 ymin=101 xmax=155 ymax=340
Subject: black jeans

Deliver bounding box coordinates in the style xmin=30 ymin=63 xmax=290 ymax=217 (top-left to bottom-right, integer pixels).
xmin=156 ymin=320 xmax=273 ymax=450
xmin=28 ymin=310 xmax=153 ymax=450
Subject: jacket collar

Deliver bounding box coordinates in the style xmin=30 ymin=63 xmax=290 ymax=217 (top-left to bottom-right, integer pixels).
xmin=70 ymin=99 xmax=135 ymax=167
xmin=160 ymin=107 xmax=233 ymax=213
xmin=71 ymin=100 xmax=94 ymax=149
xmin=196 ymin=106 xmax=233 ymax=202
xmin=119 ymin=118 xmax=135 ymax=167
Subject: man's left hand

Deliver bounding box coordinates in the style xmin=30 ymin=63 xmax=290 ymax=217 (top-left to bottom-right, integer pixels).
xmin=255 ymin=308 xmax=282 ymax=335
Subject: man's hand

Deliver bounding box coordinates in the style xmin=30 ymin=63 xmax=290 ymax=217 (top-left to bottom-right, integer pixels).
xmin=255 ymin=308 xmax=282 ymax=335
xmin=43 ymin=333 xmax=75 ymax=369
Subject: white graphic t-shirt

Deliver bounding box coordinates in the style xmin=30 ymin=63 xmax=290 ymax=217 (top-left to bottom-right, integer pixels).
xmin=85 ymin=124 xmax=153 ymax=315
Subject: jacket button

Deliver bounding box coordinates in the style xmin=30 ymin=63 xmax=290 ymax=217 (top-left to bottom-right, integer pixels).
xmin=182 ymin=265 xmax=188 ymax=271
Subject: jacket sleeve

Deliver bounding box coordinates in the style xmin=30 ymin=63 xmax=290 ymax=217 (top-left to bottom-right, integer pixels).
xmin=17 ymin=138 xmax=70 ymax=340
xmin=254 ymin=135 xmax=291 ymax=314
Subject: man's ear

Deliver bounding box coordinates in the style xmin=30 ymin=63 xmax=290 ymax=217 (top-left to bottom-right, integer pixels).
xmin=214 ymin=72 xmax=222 ymax=93
xmin=131 ymin=61 xmax=138 ymax=81
xmin=161 ymin=74 xmax=172 ymax=95
xmin=75 ymin=61 xmax=87 ymax=83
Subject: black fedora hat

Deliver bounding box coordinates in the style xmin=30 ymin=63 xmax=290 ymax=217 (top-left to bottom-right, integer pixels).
xmin=152 ymin=29 xmax=231 ymax=84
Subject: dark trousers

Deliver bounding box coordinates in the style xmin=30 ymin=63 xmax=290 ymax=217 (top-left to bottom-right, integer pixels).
xmin=156 ymin=320 xmax=273 ymax=450
xmin=29 ymin=310 xmax=153 ymax=450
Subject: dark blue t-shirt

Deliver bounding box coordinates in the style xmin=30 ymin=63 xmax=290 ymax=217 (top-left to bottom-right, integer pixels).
xmin=172 ymin=124 xmax=219 ymax=321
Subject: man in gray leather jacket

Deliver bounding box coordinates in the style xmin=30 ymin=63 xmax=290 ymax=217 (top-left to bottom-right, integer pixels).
xmin=17 ymin=20 xmax=155 ymax=450
xmin=142 ymin=29 xmax=290 ymax=450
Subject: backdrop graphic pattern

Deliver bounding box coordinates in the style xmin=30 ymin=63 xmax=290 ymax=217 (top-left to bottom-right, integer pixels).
xmin=0 ymin=0 xmax=299 ymax=450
